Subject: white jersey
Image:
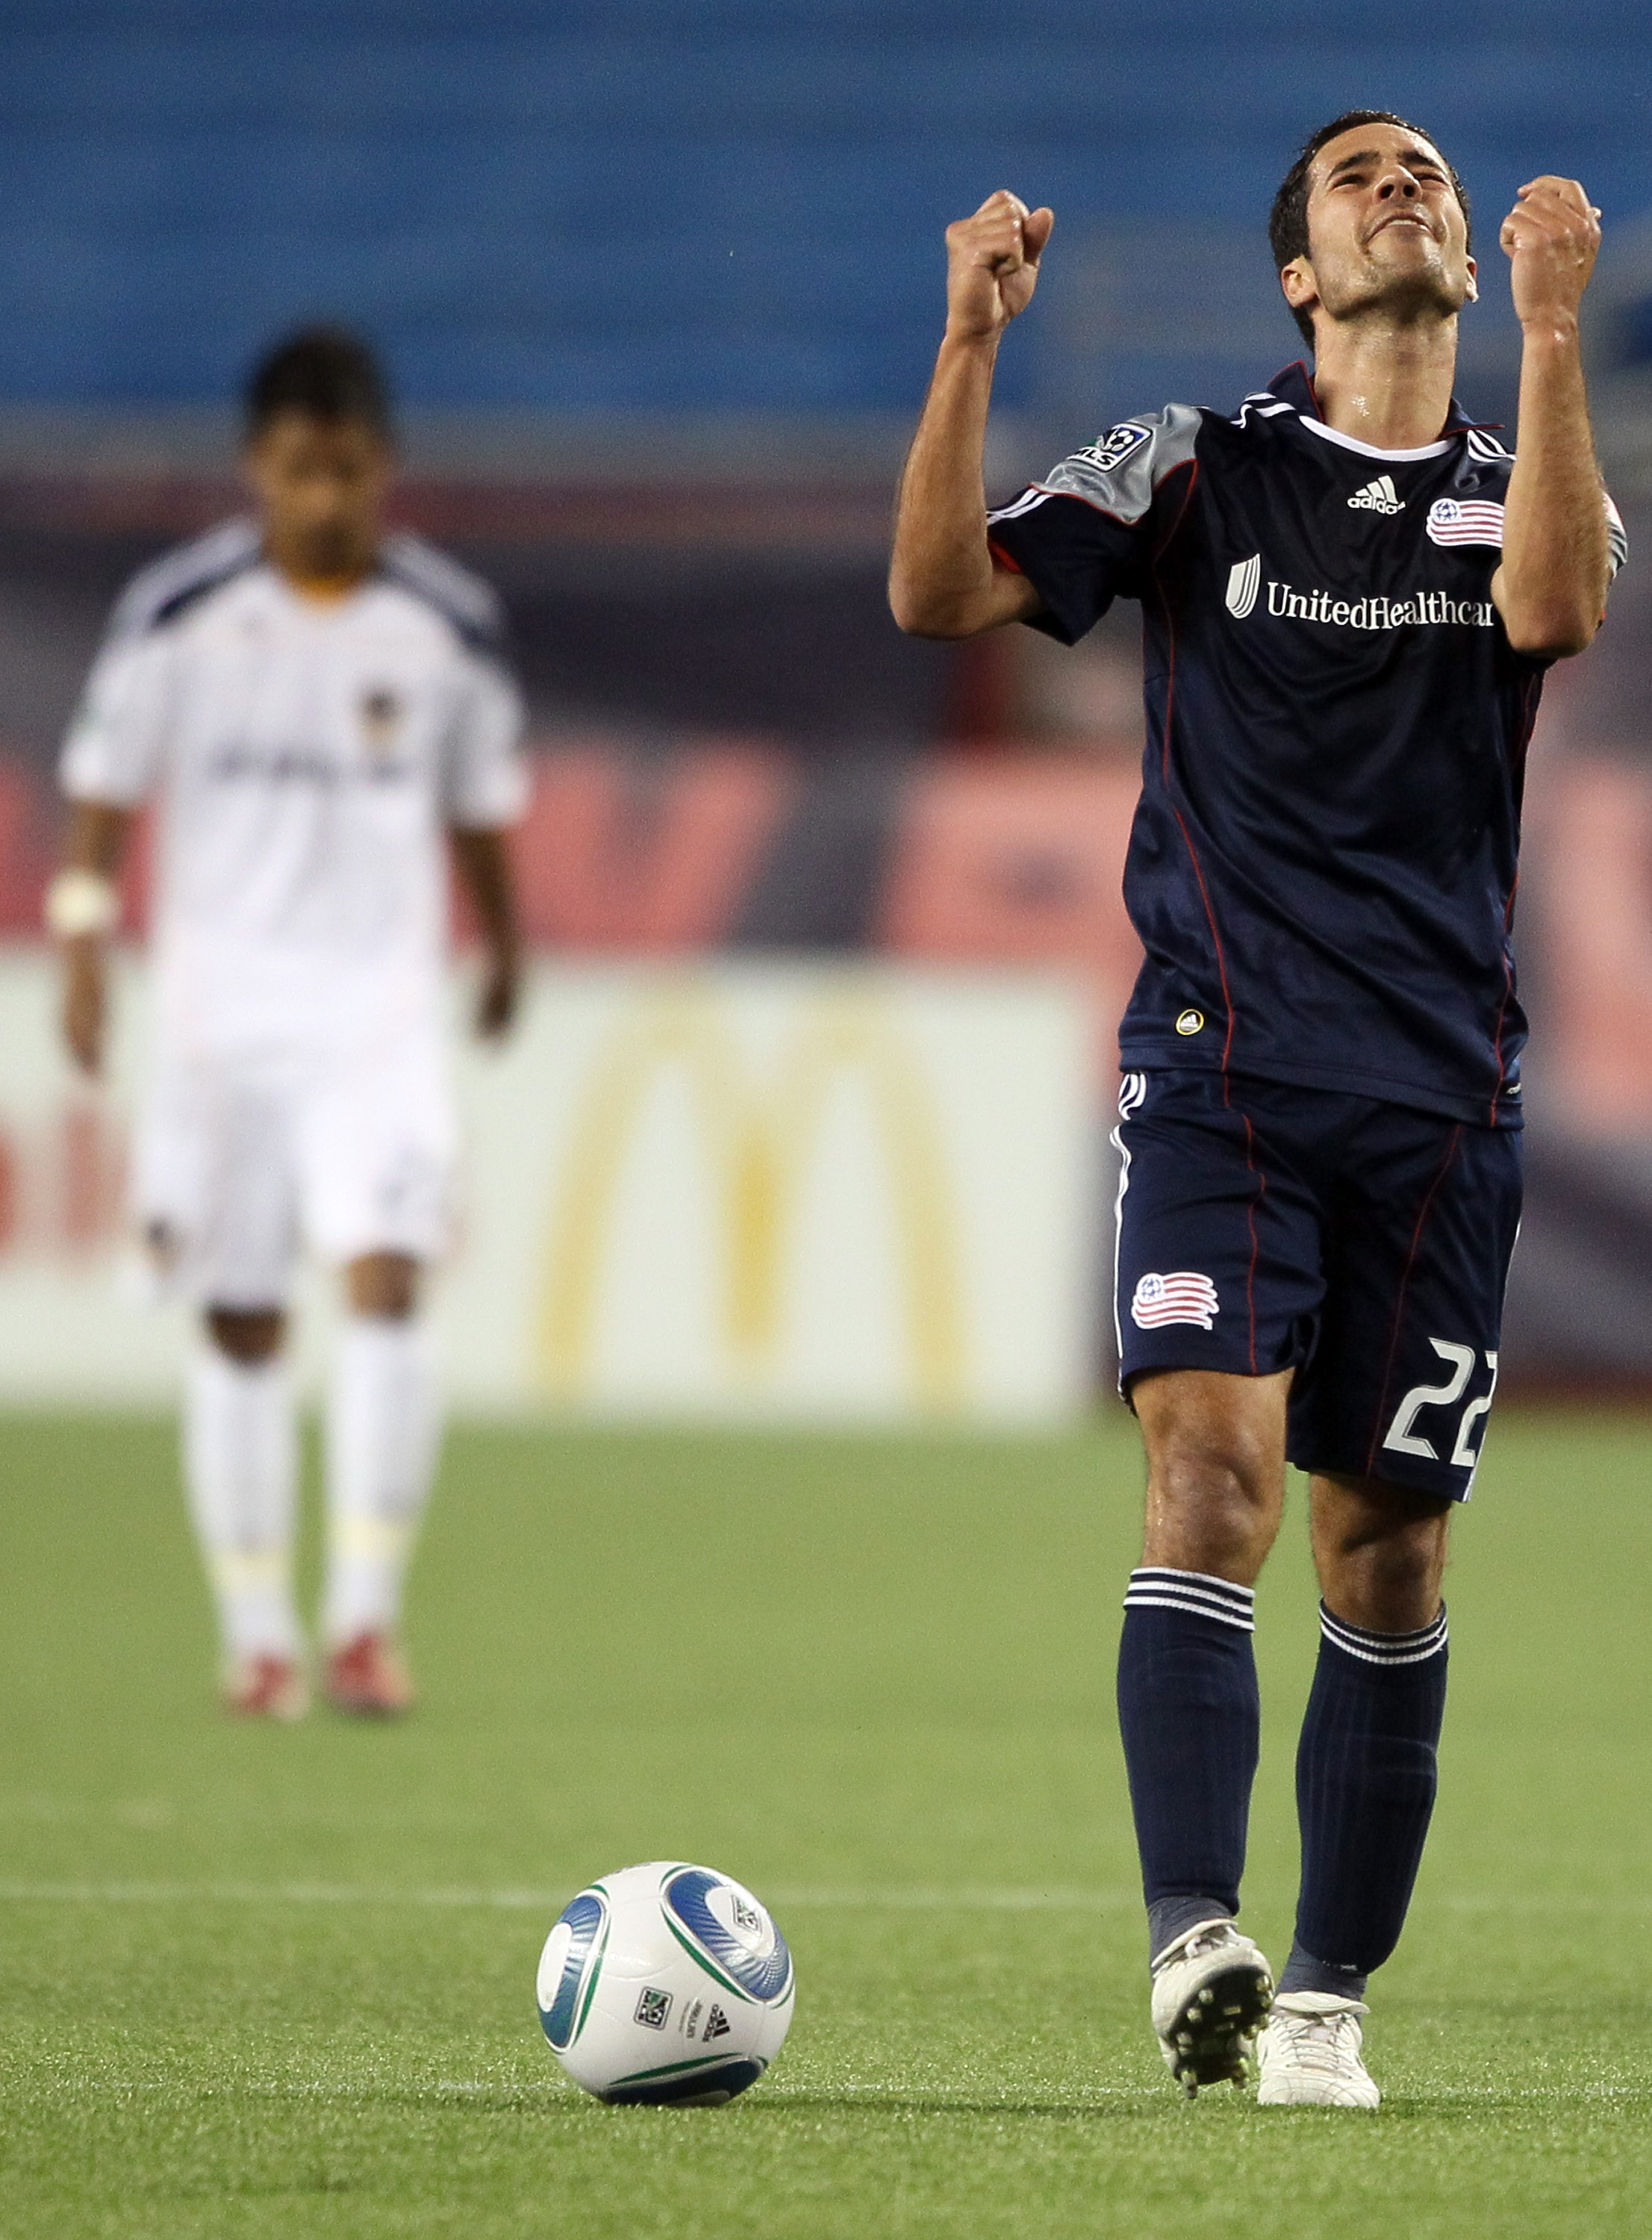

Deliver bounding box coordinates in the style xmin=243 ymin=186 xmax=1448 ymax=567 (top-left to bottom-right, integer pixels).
xmin=60 ymin=520 xmax=527 ymax=1058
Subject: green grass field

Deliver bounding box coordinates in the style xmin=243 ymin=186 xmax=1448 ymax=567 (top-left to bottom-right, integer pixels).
xmin=1 ymin=1407 xmax=1649 ymax=2237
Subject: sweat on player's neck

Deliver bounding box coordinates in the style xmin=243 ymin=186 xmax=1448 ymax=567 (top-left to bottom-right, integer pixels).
xmin=1306 ymin=313 xmax=1463 ymax=452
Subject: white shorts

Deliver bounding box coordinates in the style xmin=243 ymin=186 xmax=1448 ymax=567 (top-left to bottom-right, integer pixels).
xmin=133 ymin=1033 xmax=457 ymax=1307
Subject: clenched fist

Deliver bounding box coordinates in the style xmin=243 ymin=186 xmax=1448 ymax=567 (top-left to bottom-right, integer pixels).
xmin=944 ymin=190 xmax=1055 ymax=343
xmin=1500 ymin=175 xmax=1600 ymax=331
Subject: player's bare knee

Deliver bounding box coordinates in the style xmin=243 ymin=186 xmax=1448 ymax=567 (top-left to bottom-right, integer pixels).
xmin=1143 ymin=1439 xmax=1284 ymax=1578
xmin=206 ymin=1305 xmax=287 ymax=1364
xmin=1136 ymin=1374 xmax=1286 ymax=1580
xmin=1313 ymin=1476 xmax=1450 ymax=1631
xmin=1147 ymin=1472 xmax=1279 ymax=1580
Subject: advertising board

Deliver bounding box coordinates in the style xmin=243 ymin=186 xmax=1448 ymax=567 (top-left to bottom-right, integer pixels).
xmin=0 ymin=952 xmax=1100 ymax=1423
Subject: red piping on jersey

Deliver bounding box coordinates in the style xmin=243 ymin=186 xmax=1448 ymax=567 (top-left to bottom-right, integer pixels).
xmin=1487 ymin=872 xmax=1520 ymax=1125
xmin=989 ymin=484 xmax=1158 ymax=591
xmin=1486 ymin=664 xmax=1543 ymax=1121
xmin=994 ymin=483 xmax=1162 ymax=532
xmin=1148 ymin=461 xmax=1239 ymax=1075
xmin=1364 ymin=1125 xmax=1464 ymax=1475
xmin=1238 ymin=1105 xmax=1264 ymax=1376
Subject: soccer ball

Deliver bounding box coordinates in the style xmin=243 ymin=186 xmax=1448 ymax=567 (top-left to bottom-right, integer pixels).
xmin=536 ymin=1861 xmax=795 ymax=2106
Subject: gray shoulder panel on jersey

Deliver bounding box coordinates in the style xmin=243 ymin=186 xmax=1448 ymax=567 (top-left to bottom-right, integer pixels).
xmin=105 ymin=517 xmax=263 ymax=643
xmin=1029 ymin=404 xmax=1203 ymax=523
xmin=379 ymin=531 xmax=508 ymax=657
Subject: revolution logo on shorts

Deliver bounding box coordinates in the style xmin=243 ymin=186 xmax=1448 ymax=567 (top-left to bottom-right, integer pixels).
xmin=1131 ymin=1272 xmax=1220 ymax=1331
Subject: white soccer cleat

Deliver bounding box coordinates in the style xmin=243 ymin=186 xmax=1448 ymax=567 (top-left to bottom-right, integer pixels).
xmin=1149 ymin=1918 xmax=1274 ymax=2097
xmin=1256 ymin=1991 xmax=1380 ymax=2108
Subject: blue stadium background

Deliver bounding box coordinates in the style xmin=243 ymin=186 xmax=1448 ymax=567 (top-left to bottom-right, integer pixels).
xmin=1 ymin=0 xmax=1648 ymax=425
xmin=1 ymin=1 xmax=1651 ymax=1389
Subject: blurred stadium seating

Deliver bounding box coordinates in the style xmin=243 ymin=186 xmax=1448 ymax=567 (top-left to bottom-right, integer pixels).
xmin=0 ymin=1 xmax=1650 ymax=1391
xmin=3 ymin=1 xmax=1651 ymax=425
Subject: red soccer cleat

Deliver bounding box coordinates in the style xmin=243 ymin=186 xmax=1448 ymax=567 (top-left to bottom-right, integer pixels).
xmin=222 ymin=1654 xmax=309 ymax=1722
xmin=324 ymin=1631 xmax=416 ymax=1717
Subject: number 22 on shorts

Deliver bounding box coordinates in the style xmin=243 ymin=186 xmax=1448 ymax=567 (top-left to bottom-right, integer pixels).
xmin=1383 ymin=1340 xmax=1500 ymax=1468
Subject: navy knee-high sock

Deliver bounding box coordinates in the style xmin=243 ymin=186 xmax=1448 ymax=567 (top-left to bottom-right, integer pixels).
xmin=1279 ymin=1602 xmax=1449 ymax=1999
xmin=1116 ymin=1569 xmax=1259 ymax=1961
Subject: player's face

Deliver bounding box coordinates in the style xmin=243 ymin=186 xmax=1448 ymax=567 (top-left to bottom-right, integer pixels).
xmin=244 ymin=411 xmax=393 ymax=588
xmin=1283 ymin=122 xmax=1476 ymax=335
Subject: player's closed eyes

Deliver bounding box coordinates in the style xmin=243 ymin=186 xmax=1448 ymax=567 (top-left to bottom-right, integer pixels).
xmin=1333 ymin=172 xmax=1445 ymax=191
xmin=1329 ymin=159 xmax=1447 ymax=190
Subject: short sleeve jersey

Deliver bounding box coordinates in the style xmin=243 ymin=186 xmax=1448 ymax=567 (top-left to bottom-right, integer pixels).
xmin=60 ymin=520 xmax=528 ymax=1056
xmin=987 ymin=361 xmax=1627 ymax=1128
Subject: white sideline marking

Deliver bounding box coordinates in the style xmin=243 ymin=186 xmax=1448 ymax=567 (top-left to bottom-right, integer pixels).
xmin=773 ymin=1888 xmax=1138 ymax=1911
xmin=0 ymin=1880 xmax=1136 ymax=1913
xmin=0 ymin=1882 xmax=1615 ymax=1916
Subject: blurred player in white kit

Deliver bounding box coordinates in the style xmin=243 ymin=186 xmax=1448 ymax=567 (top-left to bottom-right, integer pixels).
xmin=50 ymin=328 xmax=527 ymax=1719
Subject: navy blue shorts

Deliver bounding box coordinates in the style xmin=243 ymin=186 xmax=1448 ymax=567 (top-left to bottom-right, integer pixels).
xmin=1112 ymin=1070 xmax=1522 ymax=1502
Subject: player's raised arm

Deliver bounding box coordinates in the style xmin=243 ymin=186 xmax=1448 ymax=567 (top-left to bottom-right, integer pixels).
xmin=52 ymin=798 xmax=132 ymax=1077
xmin=1492 ymin=175 xmax=1612 ymax=659
xmin=889 ymin=191 xmax=1054 ymax=638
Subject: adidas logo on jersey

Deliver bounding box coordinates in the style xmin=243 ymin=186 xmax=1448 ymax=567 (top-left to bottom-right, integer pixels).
xmin=1347 ymin=475 xmax=1404 ymax=514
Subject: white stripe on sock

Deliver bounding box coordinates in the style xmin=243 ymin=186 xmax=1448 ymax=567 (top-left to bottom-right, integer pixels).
xmin=1125 ymin=1568 xmax=1256 ymax=1633
xmin=1319 ymin=1602 xmax=1447 ymax=1666
xmin=1122 ymin=1592 xmax=1256 ymax=1632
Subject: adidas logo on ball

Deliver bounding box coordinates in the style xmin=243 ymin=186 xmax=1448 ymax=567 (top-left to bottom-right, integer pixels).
xmin=1347 ymin=475 xmax=1404 ymax=514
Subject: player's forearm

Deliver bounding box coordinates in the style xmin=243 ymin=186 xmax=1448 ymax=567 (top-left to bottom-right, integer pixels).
xmin=54 ymin=803 xmax=131 ymax=1076
xmin=61 ymin=799 xmax=132 ymax=879
xmin=1497 ymin=323 xmax=1610 ymax=658
xmin=449 ymin=826 xmax=519 ymax=954
xmin=51 ymin=800 xmax=130 ymax=956
xmin=889 ymin=335 xmax=1012 ymax=638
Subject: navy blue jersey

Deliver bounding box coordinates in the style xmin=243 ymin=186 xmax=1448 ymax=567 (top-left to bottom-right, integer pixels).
xmin=987 ymin=362 xmax=1627 ymax=1128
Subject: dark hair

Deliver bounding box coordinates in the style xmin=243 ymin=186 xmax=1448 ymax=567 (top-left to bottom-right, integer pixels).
xmin=1269 ymin=111 xmax=1471 ymax=346
xmin=243 ymin=325 xmax=393 ymax=441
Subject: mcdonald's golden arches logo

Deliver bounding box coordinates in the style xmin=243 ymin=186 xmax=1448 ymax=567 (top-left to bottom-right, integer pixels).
xmin=536 ymin=979 xmax=968 ymax=1407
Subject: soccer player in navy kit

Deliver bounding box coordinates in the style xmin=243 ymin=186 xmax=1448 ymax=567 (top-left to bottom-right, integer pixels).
xmin=891 ymin=112 xmax=1621 ymax=2104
